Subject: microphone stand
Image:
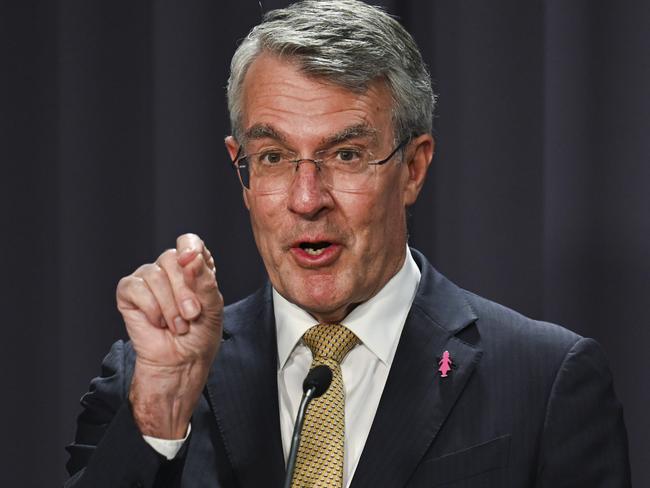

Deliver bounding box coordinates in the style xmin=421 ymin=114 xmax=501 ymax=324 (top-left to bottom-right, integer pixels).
xmin=283 ymin=386 xmax=317 ymax=488
xmin=283 ymin=365 xmax=332 ymax=488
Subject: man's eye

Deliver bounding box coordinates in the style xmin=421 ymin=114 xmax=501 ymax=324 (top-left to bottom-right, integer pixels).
xmin=259 ymin=152 xmax=284 ymax=164
xmin=336 ymin=150 xmax=362 ymax=162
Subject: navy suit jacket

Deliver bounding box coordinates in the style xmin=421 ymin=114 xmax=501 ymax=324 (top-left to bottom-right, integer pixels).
xmin=65 ymin=249 xmax=630 ymax=487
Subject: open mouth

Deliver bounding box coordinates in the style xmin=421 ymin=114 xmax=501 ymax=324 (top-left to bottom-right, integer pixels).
xmin=299 ymin=241 xmax=332 ymax=256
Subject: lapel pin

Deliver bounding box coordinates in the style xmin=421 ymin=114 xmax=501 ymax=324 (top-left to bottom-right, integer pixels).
xmin=438 ymin=350 xmax=453 ymax=377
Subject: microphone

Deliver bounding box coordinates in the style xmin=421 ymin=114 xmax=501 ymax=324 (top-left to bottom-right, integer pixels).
xmin=302 ymin=364 xmax=332 ymax=398
xmin=283 ymin=365 xmax=333 ymax=488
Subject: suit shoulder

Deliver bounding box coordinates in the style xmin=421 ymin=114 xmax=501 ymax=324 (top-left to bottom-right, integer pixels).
xmin=461 ymin=289 xmax=583 ymax=356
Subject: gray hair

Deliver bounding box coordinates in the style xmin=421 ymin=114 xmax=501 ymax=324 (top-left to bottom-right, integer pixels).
xmin=227 ymin=0 xmax=435 ymax=143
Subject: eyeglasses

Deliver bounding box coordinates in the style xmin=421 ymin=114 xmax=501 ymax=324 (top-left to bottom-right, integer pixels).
xmin=232 ymin=138 xmax=410 ymax=194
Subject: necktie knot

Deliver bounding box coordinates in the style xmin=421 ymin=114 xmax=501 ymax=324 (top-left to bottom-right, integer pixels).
xmin=303 ymin=323 xmax=359 ymax=363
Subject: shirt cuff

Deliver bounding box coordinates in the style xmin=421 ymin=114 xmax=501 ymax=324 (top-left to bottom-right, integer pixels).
xmin=142 ymin=423 xmax=192 ymax=460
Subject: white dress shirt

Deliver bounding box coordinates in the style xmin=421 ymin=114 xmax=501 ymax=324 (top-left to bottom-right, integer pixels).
xmin=275 ymin=248 xmax=420 ymax=487
xmin=144 ymin=248 xmax=421 ymax=488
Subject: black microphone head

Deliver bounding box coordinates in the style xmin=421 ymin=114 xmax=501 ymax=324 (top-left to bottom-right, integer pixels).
xmin=303 ymin=365 xmax=333 ymax=398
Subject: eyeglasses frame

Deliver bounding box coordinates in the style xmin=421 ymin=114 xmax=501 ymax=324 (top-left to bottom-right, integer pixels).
xmin=230 ymin=136 xmax=412 ymax=191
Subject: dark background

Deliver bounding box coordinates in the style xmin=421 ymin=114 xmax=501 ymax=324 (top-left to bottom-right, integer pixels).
xmin=1 ymin=1 xmax=648 ymax=486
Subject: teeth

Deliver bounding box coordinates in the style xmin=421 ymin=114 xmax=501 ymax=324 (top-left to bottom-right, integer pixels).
xmin=305 ymin=247 xmax=326 ymax=256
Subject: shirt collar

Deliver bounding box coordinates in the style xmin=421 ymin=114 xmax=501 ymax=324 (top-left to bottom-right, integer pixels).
xmin=274 ymin=247 xmax=421 ymax=368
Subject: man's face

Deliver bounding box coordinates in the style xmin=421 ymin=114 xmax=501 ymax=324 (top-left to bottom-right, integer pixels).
xmin=226 ymin=54 xmax=432 ymax=322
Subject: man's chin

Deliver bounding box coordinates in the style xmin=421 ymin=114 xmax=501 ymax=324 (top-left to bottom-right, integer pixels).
xmin=285 ymin=288 xmax=352 ymax=323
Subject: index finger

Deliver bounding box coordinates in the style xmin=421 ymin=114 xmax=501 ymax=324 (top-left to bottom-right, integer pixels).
xmin=176 ymin=233 xmax=204 ymax=266
xmin=177 ymin=233 xmax=203 ymax=254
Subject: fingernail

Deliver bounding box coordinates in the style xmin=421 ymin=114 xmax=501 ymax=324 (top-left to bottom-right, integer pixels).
xmin=174 ymin=316 xmax=189 ymax=334
xmin=182 ymin=298 xmax=199 ymax=317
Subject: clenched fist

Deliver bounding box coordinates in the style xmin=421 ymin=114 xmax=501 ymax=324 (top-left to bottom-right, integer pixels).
xmin=116 ymin=233 xmax=223 ymax=439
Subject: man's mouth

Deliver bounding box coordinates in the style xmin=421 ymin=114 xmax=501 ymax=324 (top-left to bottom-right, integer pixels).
xmin=299 ymin=241 xmax=332 ymax=256
xmin=289 ymin=239 xmax=342 ymax=266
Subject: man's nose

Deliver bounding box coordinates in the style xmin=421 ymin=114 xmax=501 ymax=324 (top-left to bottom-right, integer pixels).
xmin=286 ymin=161 xmax=333 ymax=219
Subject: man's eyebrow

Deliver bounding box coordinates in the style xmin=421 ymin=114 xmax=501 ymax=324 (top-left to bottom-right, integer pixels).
xmin=320 ymin=124 xmax=379 ymax=146
xmin=242 ymin=124 xmax=287 ymax=144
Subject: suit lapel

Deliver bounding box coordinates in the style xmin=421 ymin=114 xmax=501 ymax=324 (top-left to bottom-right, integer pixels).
xmin=203 ymin=284 xmax=286 ymax=488
xmin=350 ymin=250 xmax=482 ymax=488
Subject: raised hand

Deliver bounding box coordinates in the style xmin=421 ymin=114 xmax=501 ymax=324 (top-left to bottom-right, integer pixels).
xmin=116 ymin=233 xmax=223 ymax=438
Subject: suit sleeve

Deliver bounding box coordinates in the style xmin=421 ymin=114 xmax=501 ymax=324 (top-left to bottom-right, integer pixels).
xmin=536 ymin=337 xmax=631 ymax=487
xmin=64 ymin=340 xmax=185 ymax=488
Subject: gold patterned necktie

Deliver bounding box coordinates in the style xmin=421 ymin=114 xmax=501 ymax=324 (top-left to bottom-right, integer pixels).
xmin=291 ymin=323 xmax=360 ymax=488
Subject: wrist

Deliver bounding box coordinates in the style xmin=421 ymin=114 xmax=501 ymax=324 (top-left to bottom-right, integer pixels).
xmin=129 ymin=360 xmax=209 ymax=439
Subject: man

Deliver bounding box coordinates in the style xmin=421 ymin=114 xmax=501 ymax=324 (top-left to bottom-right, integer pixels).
xmin=65 ymin=1 xmax=630 ymax=487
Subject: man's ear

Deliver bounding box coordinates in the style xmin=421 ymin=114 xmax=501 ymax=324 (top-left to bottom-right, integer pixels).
xmin=403 ymin=134 xmax=434 ymax=206
xmin=225 ymin=135 xmax=239 ymax=161
xmin=224 ymin=135 xmax=251 ymax=209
